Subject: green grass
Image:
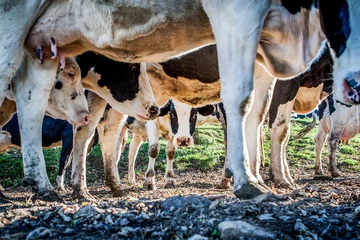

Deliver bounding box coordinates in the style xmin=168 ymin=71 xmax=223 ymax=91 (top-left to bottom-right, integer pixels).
xmin=1 ymin=118 xmax=360 ymax=188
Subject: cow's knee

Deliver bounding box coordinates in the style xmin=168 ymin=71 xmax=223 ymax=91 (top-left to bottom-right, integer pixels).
xmin=148 ymin=143 xmax=160 ymax=158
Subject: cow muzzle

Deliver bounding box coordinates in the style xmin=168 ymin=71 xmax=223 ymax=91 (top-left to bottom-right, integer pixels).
xmin=176 ymin=137 xmax=192 ymax=147
xmin=71 ymin=111 xmax=90 ymax=126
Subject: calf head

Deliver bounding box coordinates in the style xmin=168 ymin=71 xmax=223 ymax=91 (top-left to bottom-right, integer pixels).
xmin=163 ymin=100 xmax=215 ymax=147
xmin=46 ymin=58 xmax=89 ymax=126
xmin=320 ymin=1 xmax=360 ymax=105
xmin=78 ymin=53 xmax=159 ymax=121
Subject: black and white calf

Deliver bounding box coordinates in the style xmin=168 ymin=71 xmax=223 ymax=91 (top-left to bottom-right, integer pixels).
xmin=70 ymin=53 xmax=159 ymax=199
xmin=126 ymin=100 xmax=215 ymax=190
xmin=314 ymin=95 xmax=360 ymax=177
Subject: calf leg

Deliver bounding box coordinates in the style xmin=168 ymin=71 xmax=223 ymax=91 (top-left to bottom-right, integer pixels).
xmin=269 ymin=99 xmax=296 ymax=188
xmin=12 ymin=53 xmax=59 ymax=201
xmin=164 ymin=139 xmax=176 ymax=188
xmin=128 ymin=134 xmax=142 ymax=186
xmin=281 ymin=127 xmax=296 ymax=185
xmin=97 ymin=108 xmax=127 ymax=197
xmin=314 ymin=124 xmax=328 ymax=175
xmin=71 ymin=92 xmax=107 ymax=201
xmin=144 ymin=120 xmax=159 ymax=191
xmin=203 ymin=0 xmax=270 ymax=199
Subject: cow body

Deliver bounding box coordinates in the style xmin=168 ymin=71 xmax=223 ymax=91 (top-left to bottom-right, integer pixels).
xmin=314 ymin=95 xmax=360 ymax=177
xmin=267 ymin=46 xmax=333 ymax=187
xmin=7 ymin=0 xmax=357 ymax=199
xmin=126 ymin=100 xmax=216 ymax=190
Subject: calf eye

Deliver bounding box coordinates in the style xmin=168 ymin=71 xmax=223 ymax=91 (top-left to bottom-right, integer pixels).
xmin=67 ymin=72 xmax=75 ymax=80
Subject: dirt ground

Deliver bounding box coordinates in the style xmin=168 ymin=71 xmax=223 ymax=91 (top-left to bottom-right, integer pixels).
xmin=0 ymin=164 xmax=360 ymax=239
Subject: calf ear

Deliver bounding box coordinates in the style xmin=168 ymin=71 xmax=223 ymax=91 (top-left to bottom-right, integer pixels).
xmin=197 ymin=105 xmax=215 ymax=116
xmin=159 ymin=100 xmax=172 ymax=116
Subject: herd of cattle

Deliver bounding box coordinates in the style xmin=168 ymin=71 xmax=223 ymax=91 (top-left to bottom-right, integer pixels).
xmin=0 ymin=0 xmax=360 ymax=201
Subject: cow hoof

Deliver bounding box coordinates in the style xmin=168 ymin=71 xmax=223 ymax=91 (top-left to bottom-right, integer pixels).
xmin=274 ymin=181 xmax=293 ymax=190
xmin=111 ymin=188 xmax=126 ymax=198
xmin=34 ymin=190 xmax=62 ymax=202
xmin=315 ymin=170 xmax=324 ymax=175
xmin=164 ymin=182 xmax=176 ymax=189
xmin=143 ymin=182 xmax=157 ymax=191
xmin=72 ymin=189 xmax=97 ymax=203
xmin=331 ymin=171 xmax=340 ymax=178
xmin=233 ymin=182 xmax=269 ymax=199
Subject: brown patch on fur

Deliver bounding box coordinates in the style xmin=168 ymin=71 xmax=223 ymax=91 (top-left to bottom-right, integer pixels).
xmin=167 ymin=150 xmax=175 ymax=159
xmin=148 ymin=144 xmax=159 ymax=158
xmin=240 ymin=95 xmax=253 ymax=116
xmin=279 ymin=126 xmax=289 ymax=142
xmin=166 ymin=171 xmax=174 ymax=178
xmin=146 ymin=169 xmax=155 ymax=178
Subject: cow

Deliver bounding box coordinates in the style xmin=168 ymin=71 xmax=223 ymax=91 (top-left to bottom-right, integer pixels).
xmin=12 ymin=0 xmax=358 ymax=200
xmin=70 ymin=53 xmax=159 ymax=199
xmin=314 ymin=94 xmax=359 ymax=177
xmin=126 ymin=100 xmax=216 ymax=190
xmin=266 ymin=45 xmax=333 ymax=188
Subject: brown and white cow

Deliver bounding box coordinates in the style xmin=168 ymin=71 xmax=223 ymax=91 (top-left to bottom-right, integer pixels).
xmin=3 ymin=0 xmax=358 ymax=200
xmin=126 ymin=100 xmax=216 ymax=190
xmin=314 ymin=95 xmax=360 ymax=177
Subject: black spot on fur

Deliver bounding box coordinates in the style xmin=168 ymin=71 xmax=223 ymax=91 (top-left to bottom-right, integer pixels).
xmin=269 ymin=46 xmax=333 ymax=128
xmin=160 ymin=45 xmax=220 ymax=84
xmin=159 ymin=100 xmax=172 ymax=117
xmin=189 ymin=108 xmax=197 ymax=136
xmin=318 ymin=100 xmax=327 ymax=120
xmin=77 ymin=52 xmax=140 ymax=102
xmin=281 ymin=0 xmax=315 ymax=14
xmin=319 ymin=0 xmax=351 ymax=57
xmin=169 ymin=102 xmax=178 ymax=135
xmin=126 ymin=116 xmax=135 ymax=125
xmin=54 ymin=81 xmax=63 ymax=90
xmin=71 ymin=91 xmax=79 ymax=100
xmin=28 ymin=91 xmax=31 ymax=100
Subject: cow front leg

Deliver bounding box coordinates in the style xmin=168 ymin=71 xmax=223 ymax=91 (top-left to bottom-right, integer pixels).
xmin=202 ymin=0 xmax=270 ymax=199
xmin=247 ymin=66 xmax=276 ymax=182
xmin=281 ymin=127 xmax=296 ymax=186
xmin=143 ymin=120 xmax=159 ymax=191
xmin=164 ymin=139 xmax=176 ymax=188
xmin=128 ymin=134 xmax=142 ymax=186
xmin=269 ymin=98 xmax=296 ymax=189
xmin=71 ymin=92 xmax=107 ymax=201
xmin=328 ymin=132 xmax=342 ymax=177
xmin=314 ymin=125 xmax=328 ymax=175
xmin=12 ymin=53 xmax=59 ymax=201
xmin=97 ymin=108 xmax=127 ymax=197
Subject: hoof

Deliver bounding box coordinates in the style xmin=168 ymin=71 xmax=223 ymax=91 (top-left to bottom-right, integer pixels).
xmin=331 ymin=171 xmax=340 ymax=178
xmin=34 ymin=189 xmax=62 ymax=202
xmin=111 ymin=188 xmax=126 ymax=198
xmin=128 ymin=179 xmax=136 ymax=187
xmin=72 ymin=188 xmax=97 ymax=203
xmin=164 ymin=182 xmax=176 ymax=189
xmin=233 ymin=181 xmax=269 ymax=199
xmin=143 ymin=182 xmax=157 ymax=191
xmin=274 ymin=180 xmax=294 ymax=190
xmin=216 ymin=178 xmax=232 ymax=189
xmin=315 ymin=170 xmax=324 ymax=175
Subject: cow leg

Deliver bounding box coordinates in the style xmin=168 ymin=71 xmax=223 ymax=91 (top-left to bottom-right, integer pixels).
xmin=164 ymin=138 xmax=176 ymax=188
xmin=269 ymin=99 xmax=296 ymax=188
xmin=12 ymin=53 xmax=59 ymax=201
xmin=0 ymin=1 xmax=51 ymax=113
xmin=202 ymin=0 xmax=270 ymax=199
xmin=97 ymin=108 xmax=127 ymax=197
xmin=217 ymin=104 xmax=231 ymax=189
xmin=328 ymin=132 xmax=342 ymax=177
xmin=128 ymin=134 xmax=142 ymax=186
xmin=71 ymin=92 xmax=107 ymax=201
xmin=281 ymin=127 xmax=296 ymax=186
xmin=57 ymin=144 xmax=73 ymax=191
xmin=314 ymin=125 xmax=327 ymax=175
xmin=247 ymin=69 xmax=276 ymax=182
xmin=144 ymin=120 xmax=159 ymax=191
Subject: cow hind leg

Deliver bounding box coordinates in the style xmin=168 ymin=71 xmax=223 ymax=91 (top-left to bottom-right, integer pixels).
xmin=12 ymin=53 xmax=59 ymax=201
xmin=71 ymin=93 xmax=107 ymax=201
xmin=202 ymin=0 xmax=270 ymax=199
xmin=314 ymin=125 xmax=327 ymax=175
xmin=143 ymin=120 xmax=160 ymax=190
xmin=328 ymin=132 xmax=341 ymax=177
xmin=128 ymin=134 xmax=142 ymax=186
xmin=97 ymin=108 xmax=127 ymax=197
xmin=164 ymin=139 xmax=176 ymax=188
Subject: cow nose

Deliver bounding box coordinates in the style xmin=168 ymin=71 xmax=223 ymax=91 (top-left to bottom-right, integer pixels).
xmin=84 ymin=114 xmax=90 ymax=125
xmin=176 ymin=137 xmax=191 ymax=147
xmin=148 ymin=105 xmax=159 ymax=119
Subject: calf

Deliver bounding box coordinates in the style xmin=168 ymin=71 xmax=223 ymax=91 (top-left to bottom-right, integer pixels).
xmin=70 ymin=53 xmax=159 ymax=199
xmin=314 ymin=95 xmax=360 ymax=177
xmin=126 ymin=100 xmax=216 ymax=190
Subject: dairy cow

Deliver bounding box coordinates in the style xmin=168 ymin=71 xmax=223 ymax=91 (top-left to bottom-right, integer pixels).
xmin=4 ymin=0 xmax=357 ymax=200
xmin=126 ymin=100 xmax=215 ymax=190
